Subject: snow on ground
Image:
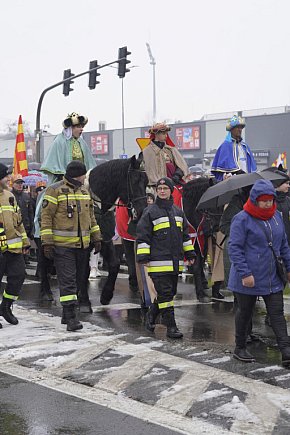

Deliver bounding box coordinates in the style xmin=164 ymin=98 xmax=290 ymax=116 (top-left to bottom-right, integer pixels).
xmin=214 ymin=396 xmax=260 ymax=424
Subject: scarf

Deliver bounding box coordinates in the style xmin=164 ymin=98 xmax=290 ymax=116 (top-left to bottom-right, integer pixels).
xmin=243 ymin=198 xmax=277 ymax=220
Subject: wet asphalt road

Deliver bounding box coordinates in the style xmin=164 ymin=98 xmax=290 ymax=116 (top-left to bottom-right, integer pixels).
xmin=0 ymin=372 xmax=179 ymax=435
xmin=1 ymin=266 xmax=290 ymax=434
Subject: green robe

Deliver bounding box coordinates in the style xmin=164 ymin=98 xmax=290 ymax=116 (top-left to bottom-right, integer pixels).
xmin=41 ymin=132 xmax=96 ymax=184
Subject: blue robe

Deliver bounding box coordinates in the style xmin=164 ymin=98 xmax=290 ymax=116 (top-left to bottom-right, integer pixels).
xmin=211 ymin=139 xmax=257 ymax=181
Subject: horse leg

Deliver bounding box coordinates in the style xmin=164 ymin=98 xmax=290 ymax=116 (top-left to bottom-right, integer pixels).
xmin=100 ymin=241 xmax=120 ymax=305
xmin=122 ymin=239 xmax=139 ymax=292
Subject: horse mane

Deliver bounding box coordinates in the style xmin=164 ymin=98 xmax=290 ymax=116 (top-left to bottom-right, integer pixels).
xmin=89 ymin=158 xmax=131 ymax=204
xmin=182 ymin=177 xmax=216 ymax=228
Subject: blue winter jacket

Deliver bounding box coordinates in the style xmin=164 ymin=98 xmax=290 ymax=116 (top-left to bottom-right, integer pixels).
xmin=228 ymin=179 xmax=290 ymax=295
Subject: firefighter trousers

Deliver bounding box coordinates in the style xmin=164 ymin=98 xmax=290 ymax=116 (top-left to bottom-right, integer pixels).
xmin=54 ymin=246 xmax=90 ymax=305
xmin=0 ymin=252 xmax=26 ymax=299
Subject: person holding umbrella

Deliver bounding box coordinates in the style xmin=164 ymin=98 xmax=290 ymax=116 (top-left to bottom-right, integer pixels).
xmin=228 ymin=179 xmax=290 ymax=366
xmin=211 ymin=115 xmax=257 ymax=181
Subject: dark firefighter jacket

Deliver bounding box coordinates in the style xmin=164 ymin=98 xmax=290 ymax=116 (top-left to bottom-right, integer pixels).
xmin=136 ymin=196 xmax=195 ymax=275
xmin=40 ymin=177 xmax=101 ymax=249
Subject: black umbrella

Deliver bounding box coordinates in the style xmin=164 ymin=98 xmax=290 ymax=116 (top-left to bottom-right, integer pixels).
xmin=196 ymin=170 xmax=289 ymax=210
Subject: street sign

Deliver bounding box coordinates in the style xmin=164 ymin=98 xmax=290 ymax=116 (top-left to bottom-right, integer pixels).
xmin=120 ymin=154 xmax=128 ymax=159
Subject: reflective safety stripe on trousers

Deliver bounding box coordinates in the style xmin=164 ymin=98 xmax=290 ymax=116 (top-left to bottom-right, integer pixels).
xmin=3 ymin=290 xmax=18 ymax=301
xmin=158 ymin=300 xmax=174 ymax=309
xmin=60 ymin=294 xmax=78 ymax=303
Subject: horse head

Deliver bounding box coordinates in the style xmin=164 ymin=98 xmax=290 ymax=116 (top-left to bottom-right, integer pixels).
xmin=88 ymin=153 xmax=148 ymax=218
xmin=124 ymin=153 xmax=148 ymax=219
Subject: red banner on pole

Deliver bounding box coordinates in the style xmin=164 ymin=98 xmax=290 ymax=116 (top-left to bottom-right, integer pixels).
xmin=13 ymin=115 xmax=28 ymax=177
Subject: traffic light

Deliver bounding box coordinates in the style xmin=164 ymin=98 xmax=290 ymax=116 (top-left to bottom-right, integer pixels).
xmin=118 ymin=46 xmax=131 ymax=78
xmin=88 ymin=60 xmax=100 ymax=89
xmin=62 ymin=69 xmax=74 ymax=96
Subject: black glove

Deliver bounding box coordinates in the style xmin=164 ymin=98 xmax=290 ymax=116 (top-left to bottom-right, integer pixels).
xmin=43 ymin=245 xmax=54 ymax=259
xmin=94 ymin=241 xmax=102 ymax=254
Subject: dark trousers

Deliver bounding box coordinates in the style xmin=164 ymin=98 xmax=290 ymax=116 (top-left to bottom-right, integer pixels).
xmin=0 ymin=252 xmax=25 ymax=298
xmin=122 ymin=239 xmax=138 ymax=288
xmin=151 ymin=274 xmax=178 ymax=305
xmin=54 ymin=247 xmax=90 ymax=305
xmin=190 ymin=251 xmax=207 ymax=297
xmin=234 ymin=291 xmax=290 ymax=351
xmin=151 ymin=274 xmax=179 ymax=326
xmin=35 ymin=238 xmax=53 ymax=293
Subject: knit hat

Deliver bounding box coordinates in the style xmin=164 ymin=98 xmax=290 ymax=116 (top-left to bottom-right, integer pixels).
xmin=156 ymin=177 xmax=174 ymax=193
xmin=65 ymin=161 xmax=87 ymax=178
xmin=0 ymin=163 xmax=9 ymax=180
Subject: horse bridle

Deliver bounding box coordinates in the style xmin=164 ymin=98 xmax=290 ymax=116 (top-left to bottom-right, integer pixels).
xmin=126 ymin=166 xmax=147 ymax=218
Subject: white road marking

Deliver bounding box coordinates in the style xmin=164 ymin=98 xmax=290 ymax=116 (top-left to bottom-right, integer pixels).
xmin=0 ymin=307 xmax=289 ymax=434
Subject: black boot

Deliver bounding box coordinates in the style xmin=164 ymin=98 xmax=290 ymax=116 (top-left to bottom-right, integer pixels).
xmin=162 ymin=308 xmax=183 ymax=339
xmin=197 ymin=290 xmax=210 ymax=303
xmin=145 ymin=303 xmax=159 ymax=332
xmin=62 ymin=305 xmax=83 ymax=331
xmin=212 ymin=283 xmax=225 ymax=300
xmin=233 ymin=347 xmax=256 ymax=362
xmin=281 ymin=347 xmax=290 ymax=368
xmin=0 ymin=297 xmax=18 ymax=325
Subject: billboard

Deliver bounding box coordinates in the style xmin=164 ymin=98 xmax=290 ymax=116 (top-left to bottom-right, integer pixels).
xmin=90 ymin=134 xmax=109 ymax=155
xmin=175 ymin=126 xmax=200 ymax=150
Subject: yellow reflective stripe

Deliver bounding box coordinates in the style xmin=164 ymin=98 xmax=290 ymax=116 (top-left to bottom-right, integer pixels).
xmin=83 ymin=236 xmax=90 ymax=243
xmin=60 ymin=295 xmax=77 ymax=302
xmin=44 ymin=195 xmax=57 ymax=205
xmin=3 ymin=290 xmax=18 ymax=301
xmin=183 ymin=245 xmax=194 ymax=252
xmin=0 ymin=206 xmax=14 ymax=212
xmin=148 ymin=265 xmax=174 ymax=272
xmin=90 ymin=225 xmax=100 ymax=233
xmin=179 ymin=265 xmax=184 ymax=271
xmin=176 ymin=222 xmax=182 ymax=228
xmin=158 ymin=300 xmax=174 ymax=309
xmin=57 ymin=194 xmax=91 ymax=202
xmin=40 ymin=229 xmax=53 ymax=235
xmin=53 ymin=236 xmax=80 ymax=243
xmin=137 ymin=248 xmax=150 ymax=254
xmin=53 ymin=230 xmax=78 ymax=237
xmin=153 ymin=222 xmax=170 ymax=231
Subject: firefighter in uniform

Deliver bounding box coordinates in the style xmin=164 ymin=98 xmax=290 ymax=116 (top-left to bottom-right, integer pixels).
xmin=0 ymin=163 xmax=30 ymax=327
xmin=40 ymin=161 xmax=102 ymax=331
xmin=136 ymin=177 xmax=196 ymax=338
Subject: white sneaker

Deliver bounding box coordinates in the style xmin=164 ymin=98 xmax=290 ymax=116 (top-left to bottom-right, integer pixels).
xmin=89 ymin=267 xmax=101 ymax=279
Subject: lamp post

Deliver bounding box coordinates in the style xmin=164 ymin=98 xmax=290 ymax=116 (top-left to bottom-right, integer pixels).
xmin=146 ymin=43 xmax=156 ymax=124
xmin=110 ymin=65 xmax=139 ymax=156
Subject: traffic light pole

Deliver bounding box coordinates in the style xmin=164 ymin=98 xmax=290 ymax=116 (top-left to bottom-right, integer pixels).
xmin=35 ymin=58 xmax=127 ymax=162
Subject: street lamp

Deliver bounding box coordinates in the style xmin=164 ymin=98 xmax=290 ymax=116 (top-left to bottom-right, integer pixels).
xmin=146 ymin=43 xmax=156 ymax=124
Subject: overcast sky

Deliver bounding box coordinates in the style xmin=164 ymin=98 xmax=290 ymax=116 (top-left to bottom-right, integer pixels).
xmin=1 ymin=0 xmax=290 ymax=135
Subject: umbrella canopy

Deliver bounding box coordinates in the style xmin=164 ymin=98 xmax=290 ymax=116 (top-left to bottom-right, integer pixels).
xmin=196 ymin=171 xmax=289 ymax=210
xmin=23 ymin=172 xmax=48 ymax=186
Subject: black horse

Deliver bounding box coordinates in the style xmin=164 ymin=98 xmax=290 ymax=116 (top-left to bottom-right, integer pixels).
xmin=80 ymin=155 xmax=148 ymax=308
xmin=182 ymin=177 xmax=223 ymax=301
